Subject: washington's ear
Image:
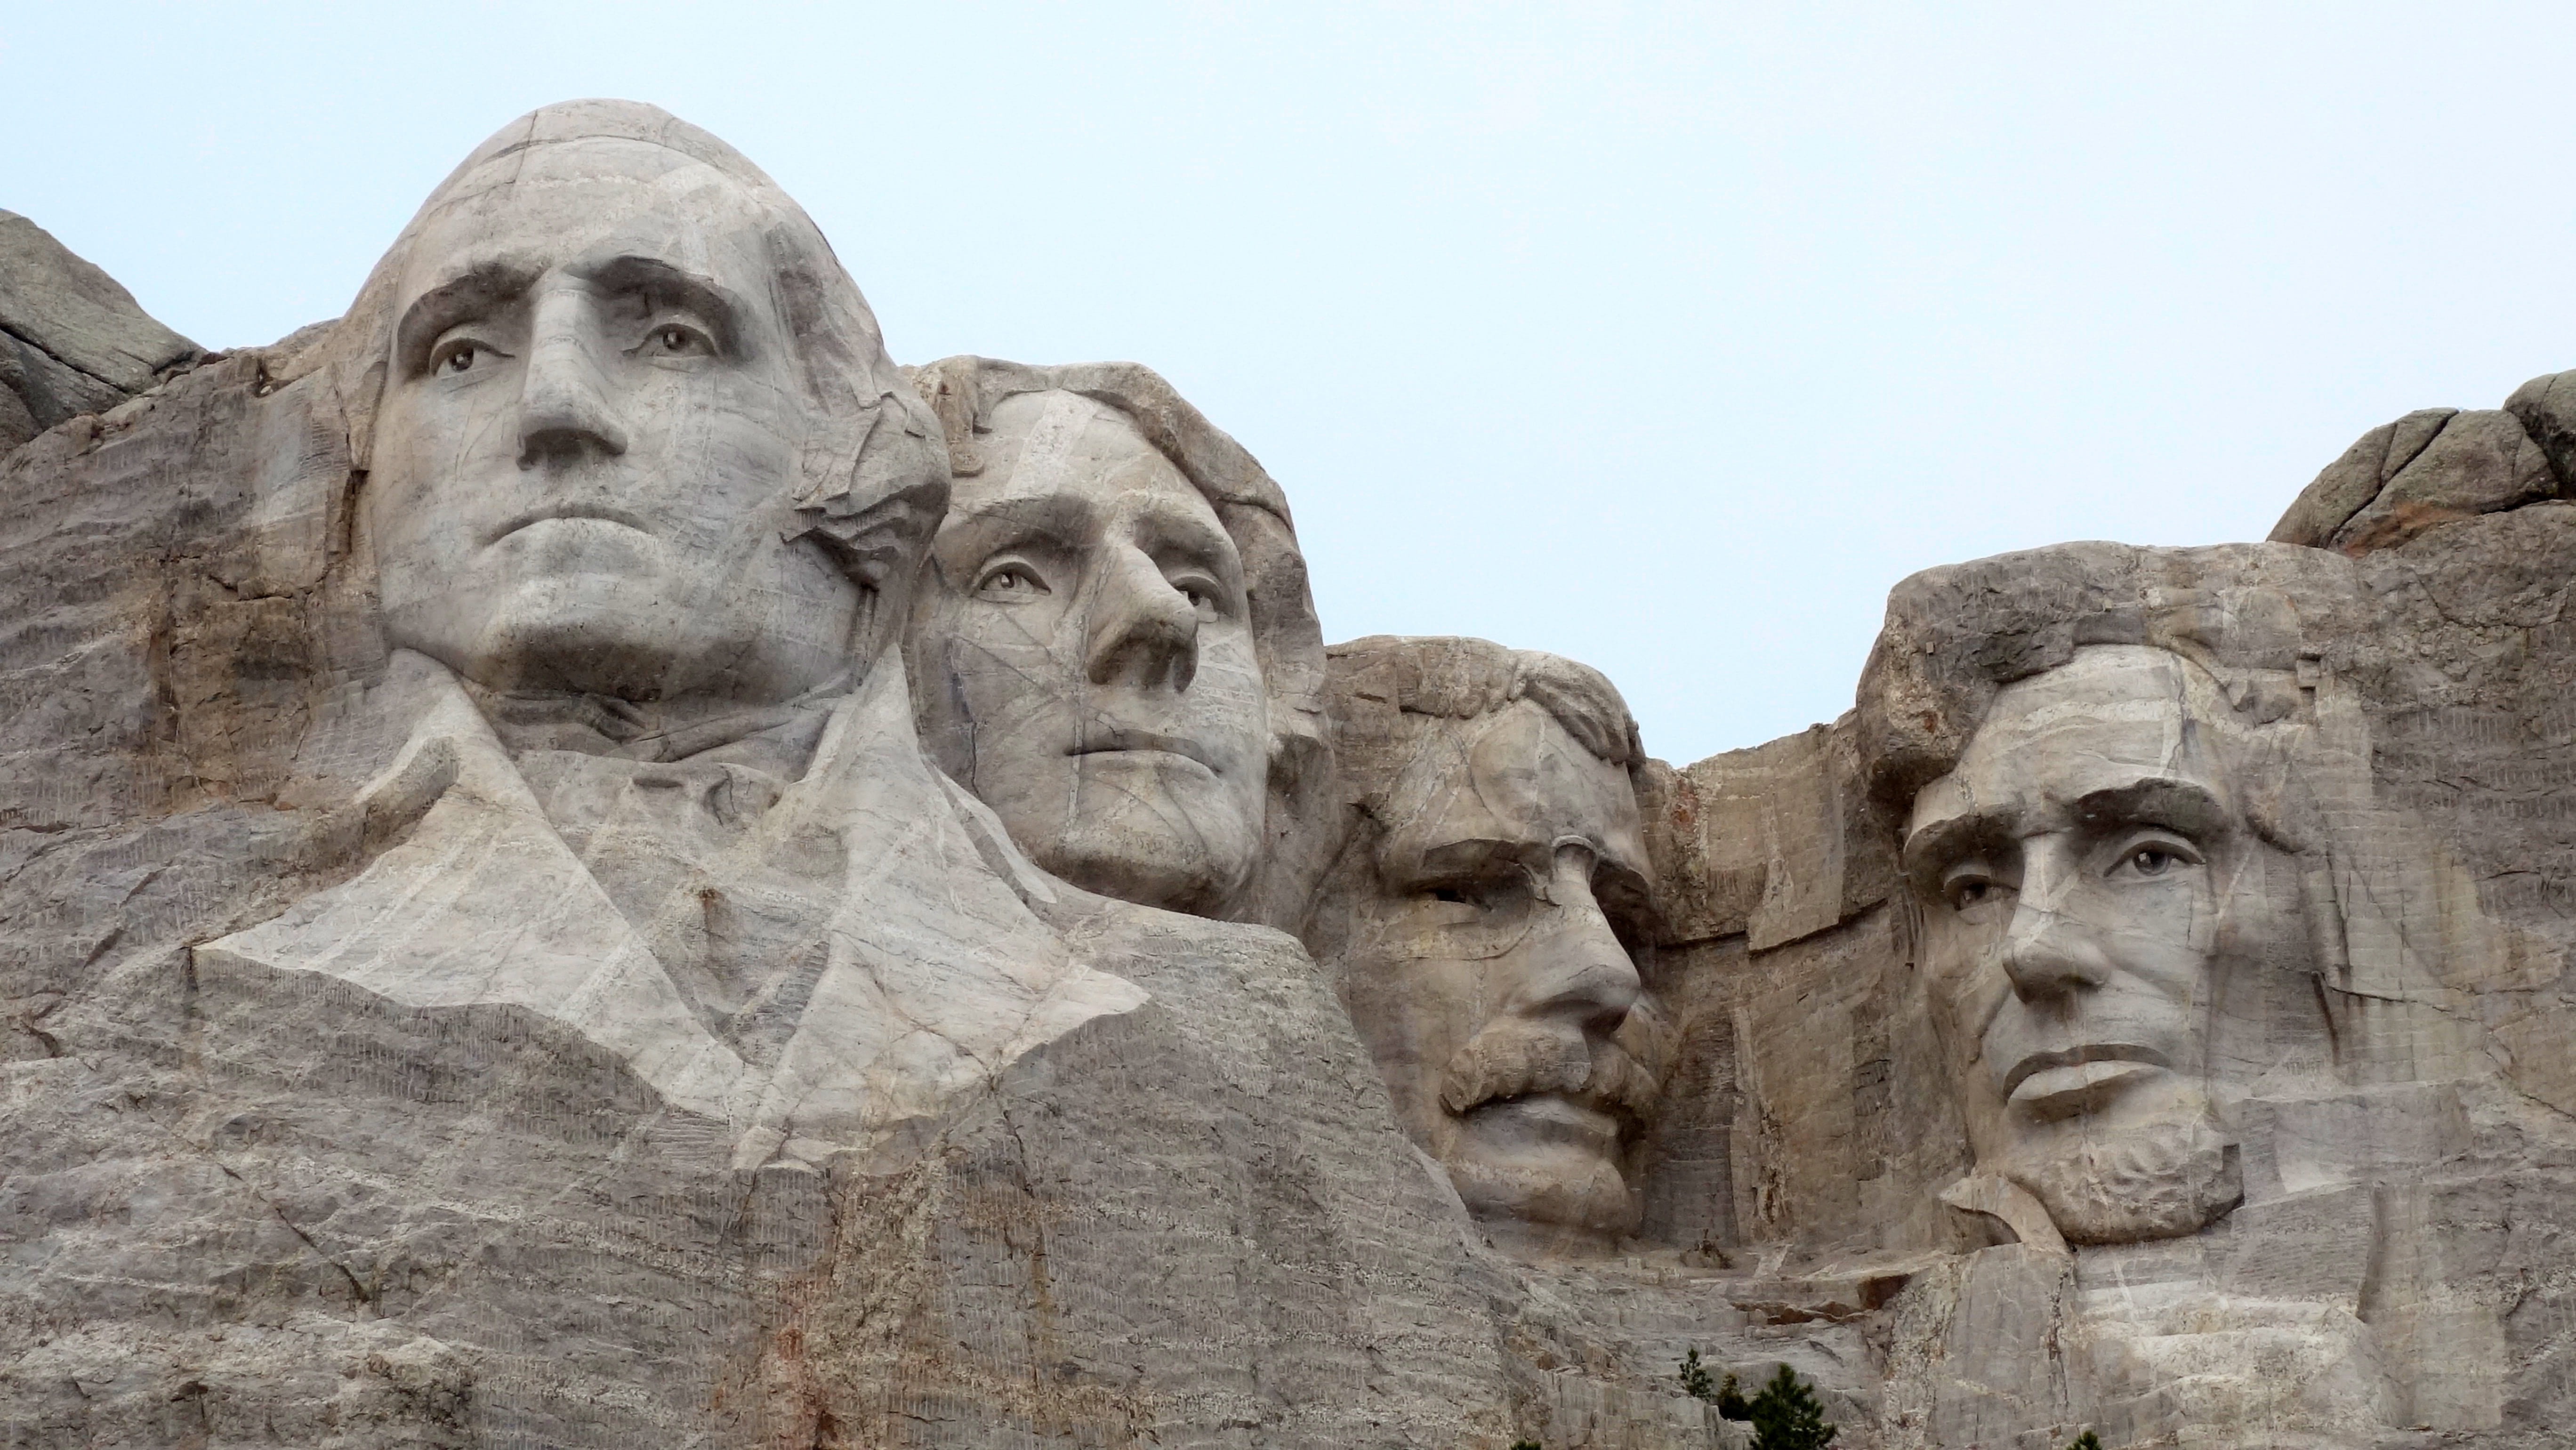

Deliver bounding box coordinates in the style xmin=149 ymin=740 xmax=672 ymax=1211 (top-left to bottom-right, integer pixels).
xmin=789 ymin=393 xmax=953 ymax=596
xmin=789 ymin=472 xmax=947 ymax=595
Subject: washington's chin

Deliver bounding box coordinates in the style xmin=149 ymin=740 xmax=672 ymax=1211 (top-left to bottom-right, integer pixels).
xmin=1438 ymin=1098 xmax=1637 ymax=1234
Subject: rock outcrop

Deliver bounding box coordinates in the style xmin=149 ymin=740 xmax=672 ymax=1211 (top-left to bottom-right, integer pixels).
xmin=6 ymin=100 xmax=2576 ymax=1449
xmin=0 ymin=210 xmax=200 ymax=456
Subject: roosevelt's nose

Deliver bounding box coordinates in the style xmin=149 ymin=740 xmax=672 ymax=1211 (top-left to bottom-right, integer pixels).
xmin=1999 ymin=851 xmax=2109 ymax=1001
xmin=1512 ymin=843 xmax=1641 ymax=1036
xmin=1083 ymin=543 xmax=1199 ymax=692
xmin=517 ymin=287 xmax=628 ymax=468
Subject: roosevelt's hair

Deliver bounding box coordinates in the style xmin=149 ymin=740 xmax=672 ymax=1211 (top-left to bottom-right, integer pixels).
xmin=311 ymin=99 xmax=949 ymax=597
xmin=1323 ymin=635 xmax=1645 ymax=812
xmin=905 ymin=355 xmax=1334 ymax=930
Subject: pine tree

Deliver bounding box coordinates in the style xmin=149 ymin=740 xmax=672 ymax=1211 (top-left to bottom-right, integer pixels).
xmin=1511 ymin=1441 xmax=1544 ymax=1450
xmin=2065 ymin=1434 xmax=2103 ymax=1450
xmin=1678 ymin=1348 xmax=1750 ymax=1418
xmin=1679 ymin=1348 xmax=1716 ymax=1402
xmin=1745 ymin=1363 xmax=1835 ymax=1450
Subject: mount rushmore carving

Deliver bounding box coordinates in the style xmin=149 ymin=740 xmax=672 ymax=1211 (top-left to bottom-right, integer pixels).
xmin=3 ymin=100 xmax=2572 ymax=1448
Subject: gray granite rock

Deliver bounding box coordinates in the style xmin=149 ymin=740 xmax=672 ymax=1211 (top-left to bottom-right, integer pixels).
xmin=0 ymin=210 xmax=199 ymax=452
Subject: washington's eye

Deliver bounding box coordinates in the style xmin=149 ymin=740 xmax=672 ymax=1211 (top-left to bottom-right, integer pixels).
xmin=974 ymin=562 xmax=1050 ymax=599
xmin=644 ymin=323 xmax=714 ymax=357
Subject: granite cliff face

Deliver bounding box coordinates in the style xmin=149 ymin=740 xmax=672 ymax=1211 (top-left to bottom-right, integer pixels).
xmin=3 ymin=101 xmax=2573 ymax=1450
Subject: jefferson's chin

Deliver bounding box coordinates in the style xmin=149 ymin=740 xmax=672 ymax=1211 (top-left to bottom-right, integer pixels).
xmin=2005 ymin=1111 xmax=2241 ymax=1246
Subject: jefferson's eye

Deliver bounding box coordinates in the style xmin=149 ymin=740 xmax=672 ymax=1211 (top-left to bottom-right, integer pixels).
xmin=1171 ymin=577 xmax=1223 ymax=614
xmin=435 ymin=342 xmax=482 ymax=375
xmin=974 ymin=563 xmax=1050 ymax=599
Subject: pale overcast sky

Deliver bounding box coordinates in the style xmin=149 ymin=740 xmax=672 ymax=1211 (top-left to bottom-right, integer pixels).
xmin=10 ymin=5 xmax=2574 ymax=764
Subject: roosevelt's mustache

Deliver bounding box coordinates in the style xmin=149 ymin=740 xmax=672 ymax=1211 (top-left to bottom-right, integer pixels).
xmin=1437 ymin=1019 xmax=1657 ymax=1123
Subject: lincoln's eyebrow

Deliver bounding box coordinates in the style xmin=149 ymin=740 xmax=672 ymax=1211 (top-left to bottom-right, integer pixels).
xmin=1901 ymin=809 xmax=2013 ymax=884
xmin=394 ymin=259 xmax=539 ymax=375
xmin=578 ymin=254 xmax=749 ymax=355
xmin=2070 ymin=779 xmax=2230 ymax=840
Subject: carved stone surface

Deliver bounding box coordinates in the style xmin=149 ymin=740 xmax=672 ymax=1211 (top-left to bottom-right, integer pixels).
xmin=6 ymin=95 xmax=2576 ymax=1450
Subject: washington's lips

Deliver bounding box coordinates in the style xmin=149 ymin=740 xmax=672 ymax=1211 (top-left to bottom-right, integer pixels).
xmin=1068 ymin=729 xmax=1216 ymax=772
xmin=486 ymin=502 xmax=656 ymax=546
xmin=2002 ymin=1043 xmax=2171 ymax=1105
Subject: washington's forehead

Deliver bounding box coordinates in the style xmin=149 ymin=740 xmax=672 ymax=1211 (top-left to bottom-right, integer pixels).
xmin=400 ymin=142 xmax=773 ymax=285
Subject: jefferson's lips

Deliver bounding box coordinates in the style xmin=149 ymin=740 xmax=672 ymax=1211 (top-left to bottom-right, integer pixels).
xmin=1068 ymin=729 xmax=1216 ymax=772
xmin=2002 ymin=1044 xmax=2171 ymax=1100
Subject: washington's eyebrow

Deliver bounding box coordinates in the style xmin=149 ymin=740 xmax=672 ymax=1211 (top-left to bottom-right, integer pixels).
xmin=941 ymin=491 xmax=1097 ymax=556
xmin=394 ymin=259 xmax=539 ymax=373
xmin=2071 ymin=779 xmax=2230 ymax=839
xmin=578 ymin=254 xmax=749 ymax=355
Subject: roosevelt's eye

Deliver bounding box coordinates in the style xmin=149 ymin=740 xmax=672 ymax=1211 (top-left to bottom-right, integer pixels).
xmin=974 ymin=562 xmax=1051 ymax=600
xmin=641 ymin=322 xmax=715 ymax=358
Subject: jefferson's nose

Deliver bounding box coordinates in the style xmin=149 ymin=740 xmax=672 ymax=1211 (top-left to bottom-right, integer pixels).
xmin=1083 ymin=544 xmax=1199 ymax=692
xmin=517 ymin=288 xmax=628 ymax=468
xmin=1999 ymin=851 xmax=2109 ymax=1001
xmin=1512 ymin=843 xmax=1641 ymax=1036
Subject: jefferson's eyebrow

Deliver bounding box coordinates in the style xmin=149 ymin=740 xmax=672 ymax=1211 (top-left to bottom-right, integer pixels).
xmin=2070 ymin=778 xmax=2230 ymax=840
xmin=394 ymin=259 xmax=539 ymax=374
xmin=939 ymin=490 xmax=1098 ymax=553
xmin=579 ymin=254 xmax=749 ymax=355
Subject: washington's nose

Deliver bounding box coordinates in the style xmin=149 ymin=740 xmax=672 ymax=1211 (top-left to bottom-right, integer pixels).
xmin=1083 ymin=544 xmax=1199 ymax=692
xmin=1999 ymin=856 xmax=2107 ymax=1001
xmin=517 ymin=290 xmax=628 ymax=468
xmin=1516 ymin=844 xmax=1641 ymax=1035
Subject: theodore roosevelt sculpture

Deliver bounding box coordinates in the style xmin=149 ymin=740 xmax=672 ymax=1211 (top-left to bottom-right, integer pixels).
xmin=904 ymin=357 xmax=1333 ymax=928
xmin=1306 ymin=635 xmax=1662 ymax=1236
xmin=196 ymin=101 xmax=1141 ymax=1165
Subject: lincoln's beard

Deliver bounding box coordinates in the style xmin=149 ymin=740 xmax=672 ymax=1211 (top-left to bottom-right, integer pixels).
xmin=2004 ymin=1106 xmax=2242 ymax=1245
